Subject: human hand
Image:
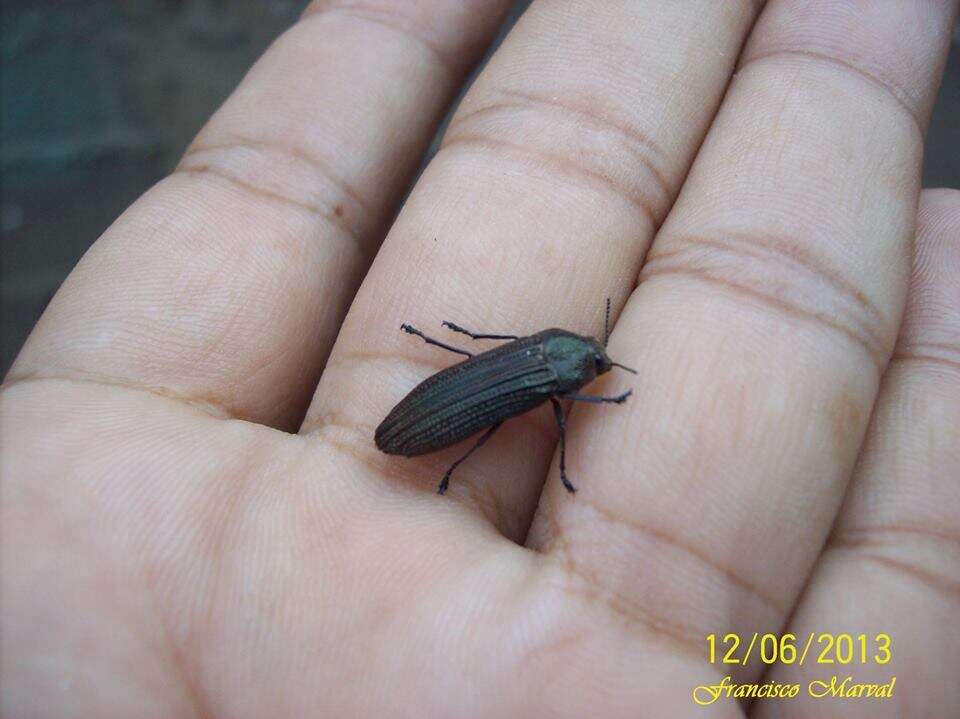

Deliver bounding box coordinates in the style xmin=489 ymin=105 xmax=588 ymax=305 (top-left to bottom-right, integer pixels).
xmin=3 ymin=2 xmax=958 ymax=717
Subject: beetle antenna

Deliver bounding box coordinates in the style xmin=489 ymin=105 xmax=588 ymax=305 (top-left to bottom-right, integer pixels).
xmin=611 ymin=361 xmax=637 ymax=374
xmin=603 ymin=297 xmax=611 ymax=346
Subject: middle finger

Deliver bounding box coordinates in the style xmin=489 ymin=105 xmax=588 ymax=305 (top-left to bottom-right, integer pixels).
xmin=302 ymin=0 xmax=763 ymax=539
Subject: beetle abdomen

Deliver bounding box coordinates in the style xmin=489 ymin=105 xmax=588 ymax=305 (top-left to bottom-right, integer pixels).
xmin=375 ymin=335 xmax=559 ymax=456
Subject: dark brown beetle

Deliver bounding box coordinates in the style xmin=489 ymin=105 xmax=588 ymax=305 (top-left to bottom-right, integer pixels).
xmin=375 ymin=301 xmax=635 ymax=494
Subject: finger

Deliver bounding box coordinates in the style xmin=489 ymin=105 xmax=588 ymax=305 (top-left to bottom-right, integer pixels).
xmin=7 ymin=1 xmax=511 ymax=429
xmin=752 ymin=189 xmax=960 ymax=718
xmin=301 ymin=1 xmax=763 ymax=539
xmin=528 ymin=0 xmax=958 ymax=686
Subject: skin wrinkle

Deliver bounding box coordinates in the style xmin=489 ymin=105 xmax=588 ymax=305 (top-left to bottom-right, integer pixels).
xmin=833 ymin=549 xmax=960 ymax=604
xmin=519 ymin=626 xmax=590 ymax=671
xmin=181 ymin=137 xmax=370 ymax=212
xmin=301 ymin=1 xmax=459 ymax=76
xmin=903 ymin=340 xmax=960 ymax=356
xmin=328 ymin=348 xmax=472 ymax=378
xmin=446 ymin=87 xmax=674 ymax=224
xmin=580 ymin=498 xmax=788 ymax=615
xmin=542 ymin=536 xmax=708 ymax=661
xmin=892 ymin=340 xmax=960 ymax=372
xmin=535 ymin=499 xmax=773 ymax=671
xmin=891 ymin=353 xmax=960 ymax=373
xmin=646 ymin=233 xmax=889 ymax=332
xmin=827 ymin=519 xmax=960 ymax=603
xmin=736 ymin=47 xmax=927 ymax=140
xmin=439 ymin=132 xmax=664 ymax=228
xmin=173 ymin=163 xmax=370 ymax=262
xmin=826 ymin=386 xmax=867 ymax=467
xmin=834 ymin=523 xmax=960 ymax=553
xmin=150 ymin=585 xmax=215 ymax=719
xmin=1 ymin=371 xmax=239 ymax=421
xmin=639 ymin=263 xmax=889 ymax=372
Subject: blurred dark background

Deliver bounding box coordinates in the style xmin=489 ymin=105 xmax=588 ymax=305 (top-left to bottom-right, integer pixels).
xmin=2 ymin=2 xmax=958 ymax=374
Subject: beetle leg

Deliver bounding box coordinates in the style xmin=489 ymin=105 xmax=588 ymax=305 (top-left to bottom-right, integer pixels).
xmin=437 ymin=422 xmax=503 ymax=495
xmin=441 ymin=321 xmax=518 ymax=341
xmin=550 ymin=397 xmax=576 ymax=493
xmin=401 ymin=324 xmax=472 ymax=357
xmin=562 ymin=389 xmax=632 ymax=405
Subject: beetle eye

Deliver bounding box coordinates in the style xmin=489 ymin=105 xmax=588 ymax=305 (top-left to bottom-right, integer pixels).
xmin=593 ymin=350 xmax=613 ymax=374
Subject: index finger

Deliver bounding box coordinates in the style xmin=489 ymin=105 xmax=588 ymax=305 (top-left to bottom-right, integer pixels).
xmin=8 ymin=1 xmax=512 ymax=429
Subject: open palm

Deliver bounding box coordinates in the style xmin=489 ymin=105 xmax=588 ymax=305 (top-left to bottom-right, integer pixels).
xmin=4 ymin=2 xmax=959 ymax=717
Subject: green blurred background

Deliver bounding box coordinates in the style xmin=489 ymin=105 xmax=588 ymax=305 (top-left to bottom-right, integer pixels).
xmin=2 ymin=2 xmax=958 ymax=373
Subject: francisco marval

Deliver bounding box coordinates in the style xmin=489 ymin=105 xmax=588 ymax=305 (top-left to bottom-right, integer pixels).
xmin=692 ymin=675 xmax=896 ymax=706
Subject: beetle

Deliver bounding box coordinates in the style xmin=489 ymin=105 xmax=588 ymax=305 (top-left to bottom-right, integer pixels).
xmin=375 ymin=300 xmax=636 ymax=494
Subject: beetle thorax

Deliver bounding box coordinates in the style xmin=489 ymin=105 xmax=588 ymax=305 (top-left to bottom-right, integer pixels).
xmin=542 ymin=332 xmax=605 ymax=393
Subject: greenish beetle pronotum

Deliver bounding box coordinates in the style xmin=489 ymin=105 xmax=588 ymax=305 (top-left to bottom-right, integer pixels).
xmin=375 ymin=301 xmax=636 ymax=494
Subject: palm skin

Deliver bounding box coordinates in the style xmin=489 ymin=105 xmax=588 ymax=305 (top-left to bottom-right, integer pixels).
xmin=3 ymin=2 xmax=959 ymax=718
xmin=5 ymin=377 xmax=694 ymax=717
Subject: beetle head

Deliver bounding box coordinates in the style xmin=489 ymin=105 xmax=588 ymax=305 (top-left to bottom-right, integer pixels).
xmin=544 ymin=332 xmax=635 ymax=393
xmin=592 ymin=343 xmax=636 ymax=377
xmin=593 ymin=344 xmax=613 ymax=375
